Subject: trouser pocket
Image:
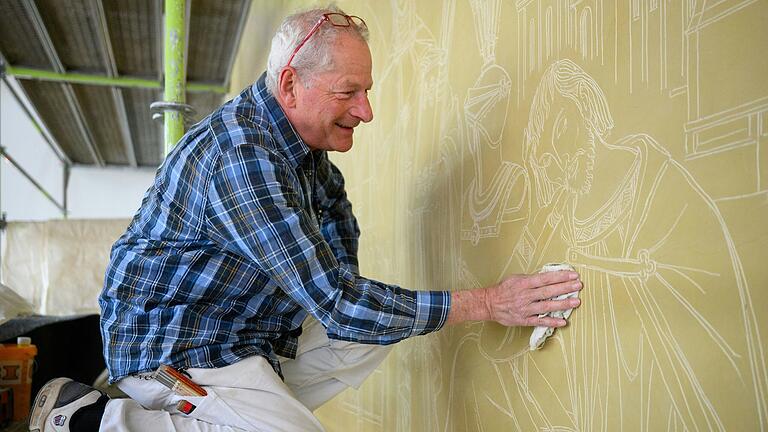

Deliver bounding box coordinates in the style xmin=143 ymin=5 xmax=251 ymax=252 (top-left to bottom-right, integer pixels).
xmin=182 ymin=387 xmax=253 ymax=431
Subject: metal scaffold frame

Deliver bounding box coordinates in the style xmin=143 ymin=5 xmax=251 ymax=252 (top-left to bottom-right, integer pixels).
xmin=0 ymin=0 xmax=195 ymax=225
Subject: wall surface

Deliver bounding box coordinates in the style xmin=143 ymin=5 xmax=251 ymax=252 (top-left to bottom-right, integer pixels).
xmin=66 ymin=166 xmax=155 ymax=219
xmin=232 ymin=1 xmax=768 ymax=430
xmin=0 ymin=78 xmax=65 ymax=220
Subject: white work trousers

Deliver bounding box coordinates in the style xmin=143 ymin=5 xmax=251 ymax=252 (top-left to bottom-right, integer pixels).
xmin=100 ymin=318 xmax=392 ymax=431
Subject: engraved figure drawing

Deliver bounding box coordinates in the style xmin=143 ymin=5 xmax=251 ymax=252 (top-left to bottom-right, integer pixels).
xmin=455 ymin=58 xmax=767 ymax=431
xmin=314 ymin=1 xmax=768 ymax=431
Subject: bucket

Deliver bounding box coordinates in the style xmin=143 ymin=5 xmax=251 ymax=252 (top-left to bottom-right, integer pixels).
xmin=0 ymin=337 xmax=37 ymax=421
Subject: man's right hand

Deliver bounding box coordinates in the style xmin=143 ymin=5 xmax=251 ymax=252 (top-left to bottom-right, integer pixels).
xmin=446 ymin=271 xmax=582 ymax=327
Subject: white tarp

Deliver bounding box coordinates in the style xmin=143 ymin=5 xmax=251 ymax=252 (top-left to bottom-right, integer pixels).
xmin=0 ymin=282 xmax=34 ymax=325
xmin=1 ymin=219 xmax=129 ymax=316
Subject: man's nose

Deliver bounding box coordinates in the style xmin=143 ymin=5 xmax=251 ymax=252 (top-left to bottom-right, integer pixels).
xmin=351 ymin=94 xmax=373 ymax=123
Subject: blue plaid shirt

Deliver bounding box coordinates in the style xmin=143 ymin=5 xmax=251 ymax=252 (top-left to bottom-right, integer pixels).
xmin=99 ymin=73 xmax=450 ymax=383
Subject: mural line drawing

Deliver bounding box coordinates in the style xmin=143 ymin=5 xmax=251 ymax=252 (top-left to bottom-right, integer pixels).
xmin=455 ymin=58 xmax=768 ymax=431
xmin=317 ymin=1 xmax=768 ymax=431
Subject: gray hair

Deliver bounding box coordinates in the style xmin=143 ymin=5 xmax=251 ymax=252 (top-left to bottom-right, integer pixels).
xmin=265 ymin=5 xmax=369 ymax=95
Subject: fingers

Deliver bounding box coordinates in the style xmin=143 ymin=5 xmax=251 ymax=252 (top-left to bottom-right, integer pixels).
xmin=527 ymin=270 xmax=579 ymax=288
xmin=530 ymin=296 xmax=581 ymax=316
xmin=533 ymin=279 xmax=582 ymax=302
xmin=528 ymin=316 xmax=568 ymax=328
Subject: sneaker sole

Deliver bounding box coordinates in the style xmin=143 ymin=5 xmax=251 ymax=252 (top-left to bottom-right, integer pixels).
xmin=28 ymin=377 xmax=71 ymax=432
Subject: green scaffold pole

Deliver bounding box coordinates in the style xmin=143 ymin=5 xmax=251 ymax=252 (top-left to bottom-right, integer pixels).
xmin=163 ymin=0 xmax=187 ymax=154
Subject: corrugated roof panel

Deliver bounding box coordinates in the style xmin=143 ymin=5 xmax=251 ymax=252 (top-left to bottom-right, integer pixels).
xmin=1 ymin=0 xmax=250 ymax=169
xmin=123 ymin=88 xmax=162 ymax=166
xmin=72 ymin=84 xmax=128 ymax=165
xmin=104 ymin=0 xmax=159 ymax=78
xmin=187 ymin=0 xmax=246 ymax=83
xmin=0 ymin=0 xmax=52 ymax=68
xmin=20 ymin=81 xmax=93 ymax=164
xmin=36 ymin=0 xmax=106 ymax=73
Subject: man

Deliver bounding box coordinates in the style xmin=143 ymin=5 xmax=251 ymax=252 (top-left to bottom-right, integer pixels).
xmin=29 ymin=7 xmax=581 ymax=432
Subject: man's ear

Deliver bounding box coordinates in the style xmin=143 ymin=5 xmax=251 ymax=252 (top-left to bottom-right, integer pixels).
xmin=278 ymin=67 xmax=299 ymax=108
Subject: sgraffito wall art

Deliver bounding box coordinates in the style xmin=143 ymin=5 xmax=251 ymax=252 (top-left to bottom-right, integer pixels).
xmin=234 ymin=1 xmax=768 ymax=430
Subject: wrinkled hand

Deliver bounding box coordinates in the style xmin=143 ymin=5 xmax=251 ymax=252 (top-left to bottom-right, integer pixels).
xmin=485 ymin=271 xmax=582 ymax=327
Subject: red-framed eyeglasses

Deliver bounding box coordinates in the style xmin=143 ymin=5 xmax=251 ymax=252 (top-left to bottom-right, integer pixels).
xmin=284 ymin=13 xmax=367 ymax=68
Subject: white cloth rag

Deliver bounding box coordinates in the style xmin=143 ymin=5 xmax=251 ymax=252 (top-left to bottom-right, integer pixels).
xmin=529 ymin=263 xmax=578 ymax=350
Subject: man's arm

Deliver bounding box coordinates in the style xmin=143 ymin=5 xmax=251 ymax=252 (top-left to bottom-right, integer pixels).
xmin=314 ymin=153 xmax=360 ymax=273
xmin=205 ymin=143 xmax=449 ymax=343
xmin=447 ymin=271 xmax=581 ymax=327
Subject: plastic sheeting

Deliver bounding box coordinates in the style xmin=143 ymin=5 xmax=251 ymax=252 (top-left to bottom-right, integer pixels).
xmin=1 ymin=219 xmax=129 ymax=315
xmin=0 ymin=283 xmax=34 ymax=326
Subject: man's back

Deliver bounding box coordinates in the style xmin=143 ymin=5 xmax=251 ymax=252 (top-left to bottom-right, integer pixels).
xmin=99 ymin=78 xmax=314 ymax=383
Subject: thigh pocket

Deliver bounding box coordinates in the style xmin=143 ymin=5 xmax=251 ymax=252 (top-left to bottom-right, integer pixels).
xmin=183 ymin=388 xmax=253 ymax=431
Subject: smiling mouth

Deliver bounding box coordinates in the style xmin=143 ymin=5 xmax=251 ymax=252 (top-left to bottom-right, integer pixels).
xmin=335 ymin=122 xmax=357 ymax=130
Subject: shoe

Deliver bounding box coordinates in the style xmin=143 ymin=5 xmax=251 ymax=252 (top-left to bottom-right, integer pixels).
xmin=28 ymin=377 xmax=108 ymax=432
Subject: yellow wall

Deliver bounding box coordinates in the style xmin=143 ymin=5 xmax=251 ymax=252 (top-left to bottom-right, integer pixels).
xmin=234 ymin=1 xmax=768 ymax=430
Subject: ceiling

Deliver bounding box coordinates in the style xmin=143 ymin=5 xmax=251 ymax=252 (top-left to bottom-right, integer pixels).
xmin=0 ymin=0 xmax=251 ymax=168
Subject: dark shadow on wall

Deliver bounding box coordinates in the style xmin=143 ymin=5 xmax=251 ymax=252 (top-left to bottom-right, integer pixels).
xmin=400 ymin=131 xmax=475 ymax=429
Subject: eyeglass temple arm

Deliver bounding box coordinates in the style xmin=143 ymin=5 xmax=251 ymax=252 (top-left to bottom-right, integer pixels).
xmin=285 ymin=17 xmax=327 ymax=68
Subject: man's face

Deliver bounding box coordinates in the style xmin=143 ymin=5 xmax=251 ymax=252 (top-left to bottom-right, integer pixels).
xmin=290 ymin=33 xmax=374 ymax=152
xmin=537 ymin=100 xmax=595 ymax=195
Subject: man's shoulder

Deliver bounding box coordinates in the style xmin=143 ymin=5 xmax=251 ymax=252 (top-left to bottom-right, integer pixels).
xmin=208 ymin=88 xmax=279 ymax=154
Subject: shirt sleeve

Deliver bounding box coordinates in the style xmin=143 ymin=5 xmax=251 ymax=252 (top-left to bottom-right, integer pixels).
xmin=315 ymin=153 xmax=360 ymax=274
xmin=205 ymin=142 xmax=450 ymax=344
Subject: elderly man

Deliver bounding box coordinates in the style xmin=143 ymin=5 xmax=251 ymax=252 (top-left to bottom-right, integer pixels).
xmin=29 ymin=6 xmax=581 ymax=432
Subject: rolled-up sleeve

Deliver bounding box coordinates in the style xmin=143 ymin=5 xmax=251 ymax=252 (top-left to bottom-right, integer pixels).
xmin=204 ymin=142 xmax=450 ymax=343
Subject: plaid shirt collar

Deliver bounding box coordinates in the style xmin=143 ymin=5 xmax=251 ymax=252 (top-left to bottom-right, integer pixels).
xmin=252 ymin=73 xmax=311 ymax=169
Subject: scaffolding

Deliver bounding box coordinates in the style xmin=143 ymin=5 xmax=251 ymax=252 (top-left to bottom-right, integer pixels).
xmin=0 ymin=0 xmax=248 ymax=219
